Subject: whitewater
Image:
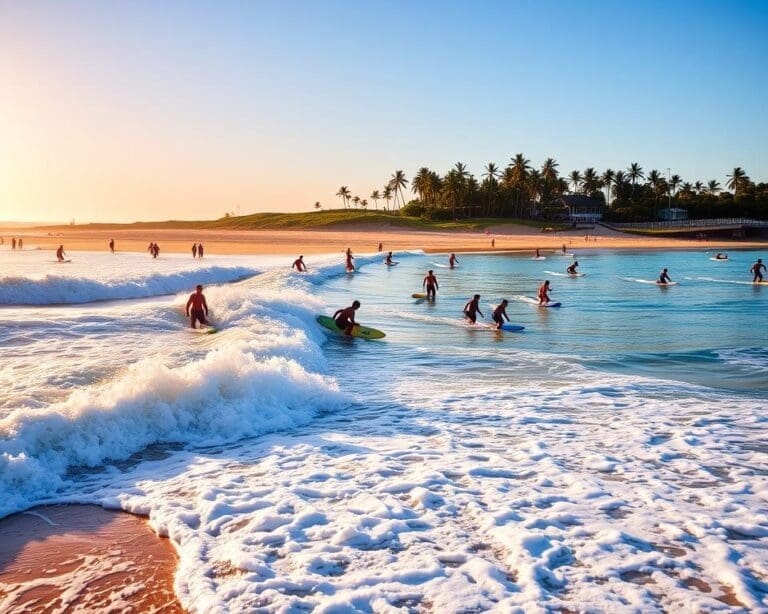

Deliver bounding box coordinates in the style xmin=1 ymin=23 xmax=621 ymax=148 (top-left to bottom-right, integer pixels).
xmin=1 ymin=247 xmax=767 ymax=612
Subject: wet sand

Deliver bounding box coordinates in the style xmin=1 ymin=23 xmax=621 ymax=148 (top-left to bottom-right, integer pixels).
xmin=3 ymin=223 xmax=765 ymax=256
xmin=0 ymin=505 xmax=182 ymax=612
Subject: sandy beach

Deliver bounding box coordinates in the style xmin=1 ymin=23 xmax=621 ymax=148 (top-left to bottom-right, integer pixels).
xmin=3 ymin=223 xmax=766 ymax=256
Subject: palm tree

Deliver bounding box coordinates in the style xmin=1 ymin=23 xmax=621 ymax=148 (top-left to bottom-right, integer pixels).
xmin=627 ymin=162 xmax=644 ymax=200
xmin=412 ymin=167 xmax=432 ymax=204
xmin=726 ymin=167 xmax=749 ymax=196
xmin=382 ymin=185 xmax=393 ymax=211
xmin=443 ymin=170 xmax=462 ymax=219
xmin=508 ymin=154 xmax=531 ymax=215
xmin=602 ymin=169 xmax=615 ymax=205
xmin=707 ymin=180 xmax=721 ymax=195
xmin=482 ymin=162 xmax=500 ymax=216
xmin=370 ymin=190 xmax=381 ymax=210
xmin=336 ymin=186 xmax=351 ymax=209
xmin=352 ymin=195 xmax=361 ymax=209
xmin=582 ymin=168 xmax=601 ymax=196
xmin=568 ymin=170 xmax=582 ymax=193
xmin=361 ymin=199 xmax=368 ymax=210
xmin=389 ymin=170 xmax=408 ymax=210
xmin=694 ymin=181 xmax=704 ymax=195
xmin=541 ymin=158 xmax=559 ymax=182
xmin=314 ymin=201 xmax=321 ymax=211
xmin=669 ymin=174 xmax=682 ymax=195
xmin=647 ymin=169 xmax=663 ymax=207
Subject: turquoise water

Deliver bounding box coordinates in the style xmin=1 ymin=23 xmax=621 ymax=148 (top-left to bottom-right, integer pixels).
xmin=319 ymin=249 xmax=768 ymax=393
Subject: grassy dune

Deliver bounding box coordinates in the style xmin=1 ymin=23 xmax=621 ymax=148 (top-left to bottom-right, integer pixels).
xmin=35 ymin=210 xmax=563 ymax=232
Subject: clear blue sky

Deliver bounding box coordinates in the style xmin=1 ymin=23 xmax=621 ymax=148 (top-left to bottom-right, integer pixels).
xmin=1 ymin=0 xmax=767 ymax=221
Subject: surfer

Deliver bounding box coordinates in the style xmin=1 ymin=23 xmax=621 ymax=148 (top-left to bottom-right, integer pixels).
xmin=378 ymin=242 xmax=383 ymax=252
xmin=492 ymin=300 xmax=510 ymax=330
xmin=566 ymin=261 xmax=579 ymax=275
xmin=751 ymin=258 xmax=766 ymax=282
xmin=385 ymin=252 xmax=394 ymax=266
xmin=423 ymin=270 xmax=439 ymax=300
xmin=56 ymin=245 xmax=66 ymax=262
xmin=538 ymin=280 xmax=552 ymax=305
xmin=185 ymin=284 xmax=210 ymax=329
xmin=109 ymin=239 xmax=115 ymax=253
xmin=449 ymin=253 xmax=459 ymax=268
xmin=535 ymin=248 xmax=541 ymax=258
xmin=333 ymin=300 xmax=360 ymax=335
xmin=715 ymin=253 xmax=727 ymax=260
xmin=658 ymin=268 xmax=672 ymax=285
xmin=463 ymin=294 xmax=484 ymax=324
xmin=345 ymin=249 xmax=355 ymax=272
xmin=292 ymin=255 xmax=307 ymax=272
xmin=192 ymin=243 xmax=198 ymax=258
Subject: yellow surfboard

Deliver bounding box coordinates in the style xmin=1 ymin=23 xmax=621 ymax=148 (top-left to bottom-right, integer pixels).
xmin=316 ymin=315 xmax=385 ymax=339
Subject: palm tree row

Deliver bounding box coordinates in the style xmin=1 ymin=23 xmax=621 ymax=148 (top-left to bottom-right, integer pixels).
xmin=336 ymin=158 xmax=761 ymax=220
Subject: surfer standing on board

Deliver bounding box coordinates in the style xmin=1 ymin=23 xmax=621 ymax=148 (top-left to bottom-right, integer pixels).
xmin=566 ymin=261 xmax=579 ymax=275
xmin=751 ymin=258 xmax=766 ymax=282
xmin=463 ymin=294 xmax=484 ymax=324
xmin=492 ymin=300 xmax=510 ymax=330
xmin=449 ymin=253 xmax=459 ymax=268
xmin=292 ymin=255 xmax=307 ymax=272
xmin=186 ymin=285 xmax=210 ymax=329
xmin=658 ymin=268 xmax=672 ymax=285
xmin=538 ymin=280 xmax=552 ymax=304
xmin=385 ymin=252 xmax=394 ymax=266
xmin=56 ymin=245 xmax=66 ymax=262
xmin=345 ymin=248 xmax=355 ymax=272
xmin=423 ymin=270 xmax=439 ymax=300
xmin=333 ymin=300 xmax=360 ymax=335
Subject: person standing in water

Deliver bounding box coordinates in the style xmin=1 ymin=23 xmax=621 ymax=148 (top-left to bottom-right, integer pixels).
xmin=333 ymin=300 xmax=360 ymax=335
xmin=186 ymin=284 xmax=210 ymax=329
xmin=463 ymin=294 xmax=484 ymax=324
xmin=562 ymin=244 xmax=567 ymax=254
xmin=378 ymin=242 xmax=383 ymax=252
xmin=292 ymin=255 xmax=307 ymax=271
xmin=535 ymin=248 xmax=541 ymax=258
xmin=566 ymin=261 xmax=579 ymax=275
xmin=423 ymin=270 xmax=439 ymax=300
xmin=449 ymin=253 xmax=459 ymax=268
xmin=492 ymin=299 xmax=510 ymax=329
xmin=198 ymin=244 xmax=204 ymax=259
xmin=345 ymin=248 xmax=355 ymax=272
xmin=658 ymin=268 xmax=672 ymax=284
xmin=18 ymin=238 xmax=23 ymax=249
xmin=56 ymin=245 xmax=66 ymax=262
xmin=109 ymin=239 xmax=115 ymax=253
xmin=385 ymin=251 xmax=395 ymax=266
xmin=538 ymin=280 xmax=552 ymax=305
xmin=192 ymin=243 xmax=198 ymax=258
xmin=751 ymin=258 xmax=766 ymax=282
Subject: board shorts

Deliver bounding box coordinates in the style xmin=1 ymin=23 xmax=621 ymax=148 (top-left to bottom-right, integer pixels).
xmin=190 ymin=308 xmax=207 ymax=327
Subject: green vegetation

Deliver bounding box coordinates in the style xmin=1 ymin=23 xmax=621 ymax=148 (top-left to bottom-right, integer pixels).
xmin=37 ymin=210 xmax=562 ymax=232
xmin=332 ymin=160 xmax=768 ymax=223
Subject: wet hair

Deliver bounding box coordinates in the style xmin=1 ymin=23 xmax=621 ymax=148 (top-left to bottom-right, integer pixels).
xmin=196 ymin=284 xmax=203 ymax=290
xmin=428 ymin=269 xmax=433 ymax=274
xmin=474 ymin=294 xmax=480 ymax=299
xmin=501 ymin=299 xmax=508 ymax=305
xmin=574 ymin=261 xmax=579 ymax=265
xmin=299 ymin=255 xmax=303 ymax=258
xmin=352 ymin=300 xmax=361 ymax=308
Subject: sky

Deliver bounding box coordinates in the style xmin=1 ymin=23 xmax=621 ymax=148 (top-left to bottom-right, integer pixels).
xmin=1 ymin=0 xmax=767 ymax=223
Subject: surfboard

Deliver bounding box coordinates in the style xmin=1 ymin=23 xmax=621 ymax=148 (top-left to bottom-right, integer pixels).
xmin=432 ymin=262 xmax=453 ymax=268
xmin=53 ymin=259 xmax=72 ymax=263
xmin=412 ymin=293 xmax=429 ymax=299
xmin=188 ymin=326 xmax=218 ymax=334
xmin=561 ymin=253 xmax=575 ymax=257
xmin=709 ymin=257 xmax=729 ymax=261
xmin=531 ymin=256 xmax=546 ymax=261
xmin=656 ymin=281 xmax=679 ymax=286
xmin=520 ymin=297 xmax=561 ymax=307
xmin=316 ymin=315 xmax=386 ymax=339
xmin=500 ymin=323 xmax=525 ymax=332
xmin=385 ymin=261 xmax=399 ymax=266
xmin=545 ymin=271 xmax=585 ymax=277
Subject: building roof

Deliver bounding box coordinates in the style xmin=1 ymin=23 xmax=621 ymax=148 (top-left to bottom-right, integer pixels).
xmin=551 ymin=194 xmax=605 ymax=208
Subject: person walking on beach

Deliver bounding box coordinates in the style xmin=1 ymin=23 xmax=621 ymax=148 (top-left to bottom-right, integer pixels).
xmin=658 ymin=268 xmax=672 ymax=285
xmin=18 ymin=238 xmax=23 ymax=250
xmin=148 ymin=242 xmax=155 ymax=256
xmin=491 ymin=238 xmax=495 ymax=248
xmin=423 ymin=270 xmax=439 ymax=300
xmin=449 ymin=253 xmax=459 ymax=268
xmin=567 ymin=261 xmax=579 ymax=275
xmin=463 ymin=294 xmax=484 ymax=324
xmin=333 ymin=300 xmax=360 ymax=335
xmin=192 ymin=243 xmax=198 ymax=258
xmin=109 ymin=239 xmax=115 ymax=253
xmin=198 ymin=243 xmax=204 ymax=259
xmin=11 ymin=237 xmax=16 ymax=250
xmin=153 ymin=244 xmax=160 ymax=258
xmin=56 ymin=245 xmax=66 ymax=262
xmin=292 ymin=255 xmax=307 ymax=272
xmin=751 ymin=258 xmax=766 ymax=282
xmin=538 ymin=280 xmax=552 ymax=305
xmin=492 ymin=299 xmax=510 ymax=330
xmin=186 ymin=284 xmax=210 ymax=329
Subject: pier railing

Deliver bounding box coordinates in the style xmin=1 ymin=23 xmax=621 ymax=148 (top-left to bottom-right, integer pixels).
xmin=602 ymin=218 xmax=768 ymax=230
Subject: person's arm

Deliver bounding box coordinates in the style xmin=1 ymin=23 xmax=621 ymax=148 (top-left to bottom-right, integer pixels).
xmin=333 ymin=309 xmax=342 ymax=319
xmin=504 ymin=309 xmax=509 ymax=322
xmin=423 ymin=276 xmax=427 ymax=288
xmin=435 ymin=280 xmax=439 ymax=291
xmin=185 ymin=295 xmax=193 ymax=316
xmin=477 ymin=307 xmax=484 ymax=318
xmin=202 ymin=296 xmax=209 ymax=316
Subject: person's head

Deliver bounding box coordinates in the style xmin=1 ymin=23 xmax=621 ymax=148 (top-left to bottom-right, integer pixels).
xmin=299 ymin=255 xmax=304 ymax=259
xmin=196 ymin=284 xmax=203 ymax=293
xmin=574 ymin=261 xmax=579 ymax=266
xmin=544 ymin=280 xmax=550 ymax=286
xmin=474 ymin=294 xmax=480 ymax=300
xmin=759 ymin=259 xmax=763 ymax=264
xmin=663 ymin=268 xmax=668 ymax=272
xmin=351 ymin=300 xmax=361 ymax=310
xmin=428 ymin=269 xmax=434 ymax=275
xmin=501 ymin=299 xmax=508 ymax=306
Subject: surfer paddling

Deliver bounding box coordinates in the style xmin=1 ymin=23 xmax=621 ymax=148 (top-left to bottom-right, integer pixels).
xmin=714 ymin=253 xmax=728 ymax=260
xmin=423 ymin=270 xmax=439 ymax=300
xmin=56 ymin=245 xmax=66 ymax=262
xmin=566 ymin=261 xmax=579 ymax=275
xmin=292 ymin=255 xmax=307 ymax=272
xmin=658 ymin=268 xmax=672 ymax=285
xmin=751 ymin=258 xmax=766 ymax=283
xmin=492 ymin=300 xmax=510 ymax=330
xmin=186 ymin=284 xmax=210 ymax=329
xmin=333 ymin=300 xmax=360 ymax=335
xmin=449 ymin=253 xmax=459 ymax=268
xmin=463 ymin=294 xmax=484 ymax=324
xmin=538 ymin=280 xmax=552 ymax=305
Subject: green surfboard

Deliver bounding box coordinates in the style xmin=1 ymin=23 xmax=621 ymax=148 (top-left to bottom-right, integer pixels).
xmin=316 ymin=315 xmax=385 ymax=339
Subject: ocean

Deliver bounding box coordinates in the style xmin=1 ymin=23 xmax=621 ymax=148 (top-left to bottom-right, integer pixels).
xmin=1 ymin=246 xmax=767 ymax=611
